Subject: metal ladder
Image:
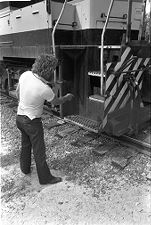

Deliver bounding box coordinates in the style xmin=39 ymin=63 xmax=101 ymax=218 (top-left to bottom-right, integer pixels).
xmin=64 ymin=0 xmax=115 ymax=133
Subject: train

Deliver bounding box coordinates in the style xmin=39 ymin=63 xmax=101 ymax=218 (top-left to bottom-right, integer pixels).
xmin=0 ymin=0 xmax=151 ymax=136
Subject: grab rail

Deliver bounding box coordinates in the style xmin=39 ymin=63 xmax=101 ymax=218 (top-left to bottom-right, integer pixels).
xmin=52 ymin=0 xmax=68 ymax=82
xmin=52 ymin=0 xmax=67 ymax=55
xmin=100 ymin=0 xmax=114 ymax=95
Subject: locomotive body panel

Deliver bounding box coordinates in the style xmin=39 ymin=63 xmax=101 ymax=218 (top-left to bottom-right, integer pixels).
xmin=71 ymin=0 xmax=143 ymax=30
xmin=0 ymin=0 xmax=75 ymax=59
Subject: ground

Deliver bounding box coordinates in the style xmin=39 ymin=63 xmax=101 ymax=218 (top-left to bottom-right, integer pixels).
xmin=1 ymin=97 xmax=151 ymax=225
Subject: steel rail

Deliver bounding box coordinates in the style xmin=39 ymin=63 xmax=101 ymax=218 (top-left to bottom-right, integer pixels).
xmin=122 ymin=134 xmax=151 ymax=149
xmin=117 ymin=134 xmax=151 ymax=156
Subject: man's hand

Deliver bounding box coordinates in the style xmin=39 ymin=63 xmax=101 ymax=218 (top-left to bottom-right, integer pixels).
xmin=65 ymin=93 xmax=74 ymax=101
xmin=51 ymin=93 xmax=74 ymax=105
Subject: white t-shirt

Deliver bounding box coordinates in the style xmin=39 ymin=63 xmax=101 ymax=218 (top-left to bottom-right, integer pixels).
xmin=17 ymin=71 xmax=55 ymax=120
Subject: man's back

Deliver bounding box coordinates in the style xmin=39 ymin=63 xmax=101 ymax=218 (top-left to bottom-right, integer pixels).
xmin=17 ymin=71 xmax=54 ymax=119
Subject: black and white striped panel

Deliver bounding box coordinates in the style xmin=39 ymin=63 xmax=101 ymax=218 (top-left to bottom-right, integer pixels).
xmin=102 ymin=47 xmax=150 ymax=129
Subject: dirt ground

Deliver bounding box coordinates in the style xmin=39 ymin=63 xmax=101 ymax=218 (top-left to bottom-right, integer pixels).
xmin=1 ymin=99 xmax=151 ymax=225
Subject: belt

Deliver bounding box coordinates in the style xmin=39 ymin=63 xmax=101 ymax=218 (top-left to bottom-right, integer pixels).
xmin=17 ymin=115 xmax=41 ymax=120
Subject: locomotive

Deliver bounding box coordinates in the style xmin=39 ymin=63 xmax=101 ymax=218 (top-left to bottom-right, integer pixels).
xmin=0 ymin=0 xmax=150 ymax=136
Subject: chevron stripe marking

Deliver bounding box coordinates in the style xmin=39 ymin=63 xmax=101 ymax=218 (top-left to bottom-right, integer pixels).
xmin=104 ymin=58 xmax=145 ymax=115
xmin=106 ymin=47 xmax=133 ymax=90
xmin=105 ymin=57 xmax=137 ymax=109
xmin=106 ymin=56 xmax=134 ymax=94
xmin=135 ymin=58 xmax=151 ymax=98
xmin=103 ymin=57 xmax=151 ymax=128
xmin=136 ymin=58 xmax=150 ymax=82
xmin=102 ymin=87 xmax=130 ymax=128
xmin=106 ymin=62 xmax=112 ymax=70
xmin=114 ymin=47 xmax=132 ymax=72
xmin=119 ymin=89 xmax=130 ymax=109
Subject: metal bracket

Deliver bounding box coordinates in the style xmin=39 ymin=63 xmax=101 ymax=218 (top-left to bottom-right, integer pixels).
xmin=53 ymin=20 xmax=77 ymax=27
xmin=100 ymin=12 xmax=127 ymax=20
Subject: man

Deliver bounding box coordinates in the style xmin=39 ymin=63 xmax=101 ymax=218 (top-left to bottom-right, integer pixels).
xmin=16 ymin=54 xmax=73 ymax=185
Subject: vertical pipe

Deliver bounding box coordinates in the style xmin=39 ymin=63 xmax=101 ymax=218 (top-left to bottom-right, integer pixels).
xmin=6 ymin=69 xmax=10 ymax=92
xmin=52 ymin=0 xmax=67 ymax=83
xmin=47 ymin=0 xmax=52 ymax=53
xmin=52 ymin=0 xmax=68 ymax=58
xmin=100 ymin=0 xmax=114 ymax=95
xmin=126 ymin=0 xmax=132 ymax=43
xmin=149 ymin=0 xmax=151 ymax=43
xmin=59 ymin=63 xmax=63 ymax=118
xmin=51 ymin=0 xmax=67 ymax=117
xmin=138 ymin=0 xmax=147 ymax=40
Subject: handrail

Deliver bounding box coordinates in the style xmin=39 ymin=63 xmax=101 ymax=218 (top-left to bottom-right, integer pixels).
xmin=52 ymin=0 xmax=68 ymax=82
xmin=138 ymin=0 xmax=146 ymax=41
xmin=100 ymin=0 xmax=114 ymax=95
xmin=126 ymin=0 xmax=132 ymax=43
xmin=52 ymin=0 xmax=68 ymax=56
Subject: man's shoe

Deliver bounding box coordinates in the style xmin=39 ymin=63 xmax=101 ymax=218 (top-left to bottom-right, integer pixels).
xmin=22 ymin=170 xmax=31 ymax=175
xmin=41 ymin=177 xmax=62 ymax=185
xmin=49 ymin=177 xmax=62 ymax=184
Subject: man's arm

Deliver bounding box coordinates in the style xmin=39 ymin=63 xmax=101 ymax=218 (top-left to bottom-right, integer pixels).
xmin=16 ymin=83 xmax=20 ymax=100
xmin=51 ymin=93 xmax=73 ymax=106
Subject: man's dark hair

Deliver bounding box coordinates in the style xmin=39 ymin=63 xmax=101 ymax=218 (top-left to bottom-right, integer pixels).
xmin=32 ymin=54 xmax=58 ymax=82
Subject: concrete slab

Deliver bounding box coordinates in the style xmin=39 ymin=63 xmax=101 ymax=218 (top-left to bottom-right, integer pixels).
xmin=111 ymin=156 xmax=128 ymax=169
xmin=45 ymin=121 xmax=62 ymax=129
xmin=57 ymin=127 xmax=80 ymax=138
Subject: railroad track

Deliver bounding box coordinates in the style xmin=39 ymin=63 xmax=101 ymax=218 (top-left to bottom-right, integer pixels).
xmin=1 ymin=90 xmax=151 ymax=158
xmin=117 ymin=133 xmax=151 ymax=156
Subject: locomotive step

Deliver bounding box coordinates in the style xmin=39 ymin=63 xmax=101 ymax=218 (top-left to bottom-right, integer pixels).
xmin=64 ymin=115 xmax=100 ymax=133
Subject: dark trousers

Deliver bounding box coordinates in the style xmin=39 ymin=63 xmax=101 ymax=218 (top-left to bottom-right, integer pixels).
xmin=16 ymin=115 xmax=53 ymax=184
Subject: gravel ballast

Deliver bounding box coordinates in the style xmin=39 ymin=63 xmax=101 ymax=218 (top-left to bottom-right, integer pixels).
xmin=1 ymin=96 xmax=151 ymax=225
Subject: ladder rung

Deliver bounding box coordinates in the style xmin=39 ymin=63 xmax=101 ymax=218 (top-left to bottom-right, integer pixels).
xmin=88 ymin=71 xmax=105 ymax=77
xmin=89 ymin=95 xmax=105 ymax=103
xmin=98 ymin=45 xmax=121 ymax=49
